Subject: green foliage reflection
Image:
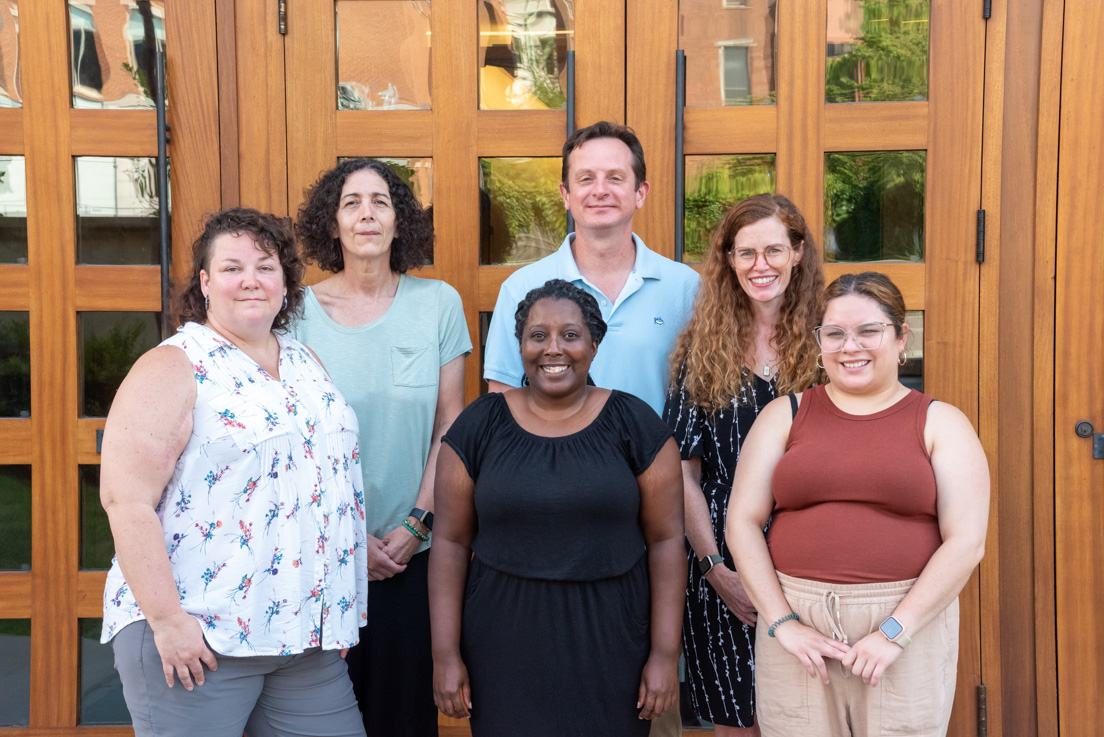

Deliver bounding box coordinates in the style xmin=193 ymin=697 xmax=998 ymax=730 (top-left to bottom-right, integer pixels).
xmin=0 ymin=467 xmax=31 ymax=571
xmin=683 ymin=155 xmax=776 ymax=263
xmin=826 ymin=0 xmax=929 ymax=103
xmin=824 ymin=151 xmax=925 ymax=262
xmin=0 ymin=314 xmax=30 ymax=417
xmin=82 ymin=315 xmax=159 ymax=417
xmin=480 ymin=158 xmax=566 ymax=265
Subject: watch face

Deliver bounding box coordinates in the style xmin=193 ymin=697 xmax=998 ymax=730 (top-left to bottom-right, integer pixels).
xmin=880 ymin=617 xmax=904 ymax=640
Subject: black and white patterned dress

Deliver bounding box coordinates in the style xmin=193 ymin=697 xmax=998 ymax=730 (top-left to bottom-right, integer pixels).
xmin=663 ymin=372 xmax=776 ymax=729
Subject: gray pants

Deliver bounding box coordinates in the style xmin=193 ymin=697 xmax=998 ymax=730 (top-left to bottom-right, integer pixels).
xmin=112 ymin=620 xmax=366 ymax=737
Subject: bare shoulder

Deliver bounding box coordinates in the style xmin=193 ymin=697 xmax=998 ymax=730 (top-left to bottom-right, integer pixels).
xmin=108 ymin=345 xmax=195 ymax=423
xmin=924 ymin=400 xmax=977 ymax=437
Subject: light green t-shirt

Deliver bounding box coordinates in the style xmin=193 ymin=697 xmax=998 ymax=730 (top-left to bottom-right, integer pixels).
xmin=290 ymin=275 xmax=472 ymax=550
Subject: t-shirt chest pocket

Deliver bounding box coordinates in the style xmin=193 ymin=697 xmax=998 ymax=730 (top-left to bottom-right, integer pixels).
xmin=391 ymin=344 xmax=437 ymax=388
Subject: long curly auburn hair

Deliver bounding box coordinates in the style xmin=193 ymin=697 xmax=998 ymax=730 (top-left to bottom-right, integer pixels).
xmin=669 ymin=194 xmax=825 ymax=408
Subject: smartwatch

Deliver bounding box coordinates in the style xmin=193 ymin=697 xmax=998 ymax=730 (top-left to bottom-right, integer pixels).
xmin=698 ymin=554 xmax=725 ymax=576
xmin=409 ymin=507 xmax=434 ymax=531
xmin=879 ymin=616 xmax=912 ymax=649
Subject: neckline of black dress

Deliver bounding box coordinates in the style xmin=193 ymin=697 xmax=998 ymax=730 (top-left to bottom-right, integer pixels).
xmin=494 ymin=389 xmax=617 ymax=442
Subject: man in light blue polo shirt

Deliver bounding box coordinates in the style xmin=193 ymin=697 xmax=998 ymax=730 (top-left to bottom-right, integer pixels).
xmin=483 ymin=120 xmax=699 ymax=416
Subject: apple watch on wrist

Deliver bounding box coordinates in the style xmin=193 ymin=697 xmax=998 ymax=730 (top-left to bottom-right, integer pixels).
xmin=879 ymin=616 xmax=912 ymax=649
xmin=409 ymin=507 xmax=434 ymax=531
xmin=697 ymin=554 xmax=725 ymax=576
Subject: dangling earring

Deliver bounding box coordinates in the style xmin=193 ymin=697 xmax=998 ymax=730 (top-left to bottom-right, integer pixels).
xmin=282 ymin=295 xmax=288 ymax=310
xmin=204 ymin=295 xmax=209 ymax=311
xmin=898 ymin=352 xmax=907 ymax=366
xmin=816 ymin=354 xmax=825 ymax=369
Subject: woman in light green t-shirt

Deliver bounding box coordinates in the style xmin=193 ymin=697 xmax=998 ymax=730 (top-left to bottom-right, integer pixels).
xmin=292 ymin=159 xmax=471 ymax=737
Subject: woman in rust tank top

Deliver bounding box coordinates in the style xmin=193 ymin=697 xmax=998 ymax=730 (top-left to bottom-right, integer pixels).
xmin=726 ymin=272 xmax=989 ymax=737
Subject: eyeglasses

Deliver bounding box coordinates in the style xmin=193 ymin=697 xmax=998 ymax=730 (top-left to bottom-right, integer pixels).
xmin=730 ymin=244 xmax=793 ymax=268
xmin=813 ymin=322 xmax=893 ymax=353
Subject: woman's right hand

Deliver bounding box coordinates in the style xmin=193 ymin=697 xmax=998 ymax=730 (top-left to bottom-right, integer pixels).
xmin=148 ymin=610 xmax=218 ymax=690
xmin=433 ymin=653 xmax=472 ymax=718
xmin=773 ymin=619 xmax=850 ymax=684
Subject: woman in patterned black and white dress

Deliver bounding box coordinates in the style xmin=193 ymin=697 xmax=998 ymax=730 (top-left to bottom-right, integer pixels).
xmin=663 ymin=194 xmax=824 ymax=735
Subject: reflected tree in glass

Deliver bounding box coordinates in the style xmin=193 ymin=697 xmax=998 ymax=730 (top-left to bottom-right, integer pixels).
xmin=826 ymin=0 xmax=929 ymax=103
xmin=479 ymin=157 xmax=566 ymax=265
xmin=81 ymin=312 xmax=161 ymax=417
xmin=684 ymin=154 xmax=775 ymax=263
xmin=824 ymin=150 xmax=925 ymax=262
xmin=0 ymin=156 xmax=28 ymax=264
xmin=81 ymin=466 xmax=115 ymax=571
xmin=0 ymin=312 xmax=29 ymax=418
xmin=0 ymin=466 xmax=31 ymax=572
xmin=479 ymin=0 xmax=574 ymax=110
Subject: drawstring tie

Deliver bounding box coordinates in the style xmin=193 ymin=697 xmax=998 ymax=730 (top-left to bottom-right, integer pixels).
xmin=823 ymin=590 xmax=850 ymax=677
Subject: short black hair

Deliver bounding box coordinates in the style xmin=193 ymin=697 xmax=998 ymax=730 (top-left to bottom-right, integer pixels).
xmin=561 ymin=121 xmax=646 ymax=191
xmin=296 ymin=158 xmax=432 ymax=274
xmin=513 ymin=279 xmax=607 ymax=346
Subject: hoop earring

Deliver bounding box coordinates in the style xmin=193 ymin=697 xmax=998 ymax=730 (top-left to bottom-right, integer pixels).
xmin=899 ymin=352 xmax=907 ymax=366
xmin=816 ymin=354 xmax=825 ymax=369
xmin=204 ymin=295 xmax=209 ymax=311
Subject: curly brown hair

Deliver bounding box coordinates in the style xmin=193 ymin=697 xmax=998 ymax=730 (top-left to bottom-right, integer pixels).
xmin=176 ymin=207 xmax=304 ymax=332
xmin=296 ymin=158 xmax=433 ymax=274
xmin=669 ymin=194 xmax=825 ymax=408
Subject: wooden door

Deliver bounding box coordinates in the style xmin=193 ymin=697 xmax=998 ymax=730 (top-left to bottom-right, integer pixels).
xmin=627 ymin=0 xmax=989 ymax=733
xmin=1054 ymin=0 xmax=1104 ymax=732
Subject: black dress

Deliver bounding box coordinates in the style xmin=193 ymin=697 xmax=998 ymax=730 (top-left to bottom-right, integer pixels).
xmin=442 ymin=390 xmax=672 ymax=737
xmin=663 ymin=372 xmax=776 ymax=729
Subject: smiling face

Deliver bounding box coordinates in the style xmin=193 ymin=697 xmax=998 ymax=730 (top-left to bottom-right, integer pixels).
xmin=332 ymin=168 xmax=397 ymax=266
xmin=727 ymin=214 xmax=802 ymax=308
xmin=819 ymin=293 xmax=908 ymax=395
xmin=559 ymin=137 xmax=648 ymax=233
xmin=520 ymin=298 xmax=597 ymax=399
xmin=200 ymin=231 xmax=286 ymax=338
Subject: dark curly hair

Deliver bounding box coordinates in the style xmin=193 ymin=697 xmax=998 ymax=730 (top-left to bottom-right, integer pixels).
xmin=296 ymin=158 xmax=433 ymax=274
xmin=176 ymin=207 xmax=304 ymax=332
xmin=513 ymin=279 xmax=608 ymax=346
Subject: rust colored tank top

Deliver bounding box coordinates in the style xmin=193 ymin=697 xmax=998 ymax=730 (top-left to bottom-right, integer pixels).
xmin=767 ymin=384 xmax=941 ymax=584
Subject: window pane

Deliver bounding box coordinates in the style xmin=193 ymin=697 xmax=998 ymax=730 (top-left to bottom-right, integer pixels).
xmin=0 ymin=312 xmax=29 ymax=417
xmin=479 ymin=157 xmax=565 ymax=265
xmin=479 ymin=0 xmax=574 ymax=110
xmin=336 ymin=0 xmax=431 ymax=110
xmin=0 ymin=156 xmax=27 ymax=263
xmin=0 ymin=1 xmax=21 ymax=108
xmin=684 ymin=154 xmax=775 ymax=263
xmin=80 ymin=312 xmax=161 ymax=417
xmin=826 ymin=0 xmax=929 ymax=103
xmin=0 ymin=466 xmax=31 ymax=571
xmin=75 ymin=156 xmax=168 ymax=265
xmin=0 ymin=620 xmax=30 ymax=726
xmin=80 ymin=465 xmax=114 ymax=571
xmin=901 ymin=310 xmax=923 ymax=392
xmin=80 ymin=619 xmax=129 ymax=725
xmin=70 ymin=1 xmax=166 ymax=109
xmin=680 ymin=0 xmax=776 ymax=107
xmin=479 ymin=311 xmax=492 ymax=395
xmin=823 ymin=150 xmax=925 ymax=263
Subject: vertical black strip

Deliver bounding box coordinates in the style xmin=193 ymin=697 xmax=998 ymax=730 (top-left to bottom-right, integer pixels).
xmin=157 ymin=48 xmax=172 ymax=339
xmin=976 ymin=209 xmax=986 ymax=263
xmin=566 ymin=50 xmax=576 ymax=234
xmin=983 ymin=0 xmax=992 ymax=20
xmin=674 ymin=50 xmax=686 ymax=262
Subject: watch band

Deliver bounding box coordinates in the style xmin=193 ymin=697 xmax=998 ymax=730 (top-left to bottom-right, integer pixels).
xmin=879 ymin=616 xmax=912 ymax=649
xmin=698 ymin=554 xmax=725 ymax=576
xmin=409 ymin=507 xmax=434 ymax=531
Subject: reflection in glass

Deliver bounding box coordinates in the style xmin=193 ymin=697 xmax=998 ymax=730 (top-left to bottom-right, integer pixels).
xmin=336 ymin=1 xmax=431 ymax=110
xmin=479 ymin=157 xmax=565 ymax=265
xmin=826 ymin=0 xmax=929 ymax=103
xmin=76 ymin=157 xmax=168 ymax=265
xmin=0 ymin=156 xmax=27 ymax=263
xmin=81 ymin=466 xmax=114 ymax=571
xmin=0 ymin=312 xmax=29 ymax=417
xmin=684 ymin=154 xmax=775 ymax=263
xmin=479 ymin=311 xmax=492 ymax=396
xmin=80 ymin=312 xmax=161 ymax=417
xmin=0 ymin=1 xmax=22 ymax=107
xmin=0 ymin=466 xmax=31 ymax=571
xmin=335 ymin=157 xmax=434 ymax=264
xmin=680 ymin=0 xmax=777 ymax=107
xmin=0 ymin=619 xmax=30 ymax=726
xmin=70 ymin=1 xmax=166 ymax=109
xmin=823 ymin=150 xmax=925 ymax=262
xmin=901 ymin=310 xmax=923 ymax=392
xmin=80 ymin=619 xmax=129 ymax=725
xmin=479 ymin=0 xmax=574 ymax=110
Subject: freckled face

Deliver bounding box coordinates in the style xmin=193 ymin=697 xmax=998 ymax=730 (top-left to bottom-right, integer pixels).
xmin=520 ymin=298 xmax=597 ymax=398
xmin=727 ymin=215 xmax=802 ymax=309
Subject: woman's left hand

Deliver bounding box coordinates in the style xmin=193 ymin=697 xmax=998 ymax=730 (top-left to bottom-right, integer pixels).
xmin=840 ymin=631 xmax=904 ymax=687
xmin=636 ymin=653 xmax=678 ymax=720
xmin=380 ymin=523 xmax=423 ymax=567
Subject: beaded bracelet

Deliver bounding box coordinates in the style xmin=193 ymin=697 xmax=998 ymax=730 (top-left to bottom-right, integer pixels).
xmin=402 ymin=519 xmax=430 ymax=542
xmin=767 ymin=612 xmax=799 ymax=638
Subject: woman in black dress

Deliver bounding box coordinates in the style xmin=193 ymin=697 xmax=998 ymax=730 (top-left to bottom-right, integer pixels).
xmin=664 ymin=194 xmax=824 ymax=735
xmin=429 ymin=279 xmax=685 ymax=737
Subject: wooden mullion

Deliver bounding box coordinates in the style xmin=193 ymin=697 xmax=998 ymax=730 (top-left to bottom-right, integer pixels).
xmin=0 ymin=265 xmax=31 ymax=309
xmin=69 ymin=110 xmax=157 ymax=156
xmin=77 ymin=571 xmax=110 ymax=618
xmin=0 ymin=419 xmax=32 ymax=463
xmin=683 ymin=107 xmax=777 ymax=154
xmin=476 ymin=112 xmax=565 ymax=156
xmin=574 ymin=0 xmax=625 ymax=125
xmin=0 ymin=573 xmax=32 ymax=617
xmin=74 ymin=266 xmax=161 ymax=311
xmin=0 ymin=107 xmax=24 ymax=153
xmin=823 ymin=102 xmax=928 ymax=151
xmin=335 ymin=111 xmax=433 ymax=156
xmin=823 ymin=263 xmax=925 ymax=310
xmin=76 ymin=418 xmax=105 ymax=465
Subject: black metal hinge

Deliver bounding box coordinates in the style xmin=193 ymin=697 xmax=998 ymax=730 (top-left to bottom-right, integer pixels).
xmin=278 ymin=0 xmax=287 ymax=35
xmin=983 ymin=0 xmax=992 ymax=19
xmin=977 ymin=684 xmax=988 ymax=737
xmin=976 ymin=209 xmax=986 ymax=263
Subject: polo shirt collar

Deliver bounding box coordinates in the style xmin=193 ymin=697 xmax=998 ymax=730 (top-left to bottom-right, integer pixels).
xmin=556 ymin=232 xmax=665 ymax=281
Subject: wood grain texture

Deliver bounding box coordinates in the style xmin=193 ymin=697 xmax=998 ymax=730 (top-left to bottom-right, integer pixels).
xmin=0 ymin=419 xmax=32 ymax=463
xmin=285 ymin=0 xmax=336 ymax=219
xmin=336 ymin=111 xmax=433 ymax=156
xmin=683 ymin=107 xmax=777 ymax=155
xmin=0 ymin=265 xmax=30 ymax=309
xmin=216 ymin=0 xmax=240 ymax=208
xmin=69 ymin=110 xmax=157 ymax=155
xmin=476 ymin=111 xmax=565 ymax=156
xmin=823 ymin=102 xmax=928 ymax=151
xmin=74 ymin=267 xmax=161 ymax=311
xmin=77 ymin=571 xmax=110 ymax=617
xmin=574 ymin=0 xmax=625 ymax=125
xmin=0 ymin=107 xmax=24 ymax=153
xmin=823 ymin=263 xmax=925 ymax=310
xmin=0 ymin=573 xmax=32 ymax=617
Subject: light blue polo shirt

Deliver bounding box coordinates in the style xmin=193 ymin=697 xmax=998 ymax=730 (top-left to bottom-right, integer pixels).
xmin=483 ymin=234 xmax=699 ymax=415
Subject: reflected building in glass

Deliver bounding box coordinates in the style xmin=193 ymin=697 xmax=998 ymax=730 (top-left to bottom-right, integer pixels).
xmin=68 ymin=0 xmax=166 ymax=109
xmin=679 ymin=0 xmax=776 ymax=108
xmin=0 ymin=0 xmax=21 ymax=108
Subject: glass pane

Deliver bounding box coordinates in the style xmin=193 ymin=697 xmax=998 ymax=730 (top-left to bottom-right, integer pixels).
xmin=679 ymin=0 xmax=777 ymax=107
xmin=684 ymin=154 xmax=776 ymax=263
xmin=901 ymin=310 xmax=923 ymax=392
xmin=479 ymin=0 xmax=574 ymax=110
xmin=0 ymin=155 xmax=27 ymax=263
xmin=478 ymin=311 xmax=492 ymax=395
xmin=80 ymin=312 xmax=161 ymax=417
xmin=75 ymin=156 xmax=168 ymax=265
xmin=0 ymin=312 xmax=29 ymax=417
xmin=80 ymin=466 xmax=114 ymax=570
xmin=70 ymin=1 xmax=166 ymax=109
xmin=0 ymin=466 xmax=31 ymax=571
xmin=0 ymin=2 xmax=21 ymax=108
xmin=826 ymin=0 xmax=929 ymax=103
xmin=80 ymin=618 xmax=129 ymax=725
xmin=479 ymin=157 xmax=566 ymax=265
xmin=0 ymin=620 xmax=30 ymax=726
xmin=823 ymin=150 xmax=925 ymax=262
xmin=336 ymin=0 xmax=431 ymax=110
